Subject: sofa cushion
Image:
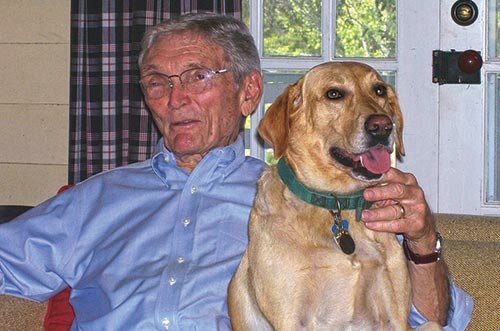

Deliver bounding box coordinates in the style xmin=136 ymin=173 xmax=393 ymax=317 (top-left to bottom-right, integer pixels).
xmin=436 ymin=213 xmax=500 ymax=331
xmin=44 ymin=288 xmax=74 ymax=331
xmin=0 ymin=295 xmax=46 ymax=331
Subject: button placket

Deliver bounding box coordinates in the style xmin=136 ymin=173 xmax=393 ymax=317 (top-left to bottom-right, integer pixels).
xmin=157 ymin=168 xmax=207 ymax=330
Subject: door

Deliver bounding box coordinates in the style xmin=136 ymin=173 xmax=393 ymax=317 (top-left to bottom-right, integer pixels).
xmin=438 ymin=0 xmax=500 ymax=215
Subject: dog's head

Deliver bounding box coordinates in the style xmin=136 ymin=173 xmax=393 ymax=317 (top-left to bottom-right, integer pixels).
xmin=258 ymin=61 xmax=405 ymax=194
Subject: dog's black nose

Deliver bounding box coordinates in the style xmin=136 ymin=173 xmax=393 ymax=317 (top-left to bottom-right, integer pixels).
xmin=364 ymin=114 xmax=393 ymax=143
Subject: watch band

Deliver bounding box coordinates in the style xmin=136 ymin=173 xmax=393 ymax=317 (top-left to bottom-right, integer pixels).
xmin=403 ymin=232 xmax=442 ymax=264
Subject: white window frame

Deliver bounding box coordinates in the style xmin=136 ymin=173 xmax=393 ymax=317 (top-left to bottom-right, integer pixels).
xmin=246 ymin=0 xmax=400 ymax=160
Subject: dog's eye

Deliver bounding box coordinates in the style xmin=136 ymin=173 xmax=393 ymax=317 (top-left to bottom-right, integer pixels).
xmin=326 ymin=89 xmax=343 ymax=99
xmin=374 ymin=85 xmax=387 ymax=96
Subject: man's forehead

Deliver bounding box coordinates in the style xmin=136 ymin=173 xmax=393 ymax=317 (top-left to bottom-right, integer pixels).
xmin=142 ymin=31 xmax=224 ymax=67
xmin=155 ymin=30 xmax=215 ymax=50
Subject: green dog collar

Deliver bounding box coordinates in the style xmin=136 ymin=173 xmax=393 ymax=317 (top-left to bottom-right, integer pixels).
xmin=277 ymin=158 xmax=372 ymax=221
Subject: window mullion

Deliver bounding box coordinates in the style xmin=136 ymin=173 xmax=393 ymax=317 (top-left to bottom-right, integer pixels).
xmin=249 ymin=0 xmax=265 ymax=160
xmin=323 ymin=0 xmax=334 ymax=61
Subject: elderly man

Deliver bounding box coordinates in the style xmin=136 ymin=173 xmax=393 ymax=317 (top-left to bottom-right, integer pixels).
xmin=0 ymin=12 xmax=471 ymax=330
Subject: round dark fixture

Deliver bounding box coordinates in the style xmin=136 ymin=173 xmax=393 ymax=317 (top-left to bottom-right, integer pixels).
xmin=451 ymin=0 xmax=478 ymax=26
xmin=458 ymin=49 xmax=483 ymax=74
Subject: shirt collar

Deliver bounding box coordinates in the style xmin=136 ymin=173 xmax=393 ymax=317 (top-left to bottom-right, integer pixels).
xmin=151 ymin=134 xmax=246 ymax=182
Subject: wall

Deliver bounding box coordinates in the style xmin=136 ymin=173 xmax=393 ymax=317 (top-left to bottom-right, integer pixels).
xmin=0 ymin=1 xmax=70 ymax=206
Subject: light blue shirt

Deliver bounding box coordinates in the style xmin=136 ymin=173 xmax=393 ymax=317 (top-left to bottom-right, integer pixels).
xmin=0 ymin=136 xmax=472 ymax=330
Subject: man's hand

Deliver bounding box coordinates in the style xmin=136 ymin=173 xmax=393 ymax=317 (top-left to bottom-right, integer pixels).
xmin=361 ymin=167 xmax=436 ymax=252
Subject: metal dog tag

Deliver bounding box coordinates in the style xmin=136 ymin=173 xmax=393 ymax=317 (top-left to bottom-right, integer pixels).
xmin=337 ymin=232 xmax=355 ymax=255
xmin=330 ymin=210 xmax=356 ymax=255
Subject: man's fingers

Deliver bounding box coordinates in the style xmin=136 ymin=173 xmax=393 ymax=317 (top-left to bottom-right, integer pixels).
xmin=364 ymin=182 xmax=406 ymax=202
xmin=384 ymin=168 xmax=418 ymax=186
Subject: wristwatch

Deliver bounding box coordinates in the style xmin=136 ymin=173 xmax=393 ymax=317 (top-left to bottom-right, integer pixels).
xmin=403 ymin=232 xmax=443 ymax=264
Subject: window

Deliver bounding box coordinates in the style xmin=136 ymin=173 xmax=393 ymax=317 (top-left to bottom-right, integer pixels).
xmin=486 ymin=0 xmax=500 ymax=204
xmin=242 ymin=0 xmax=397 ymax=162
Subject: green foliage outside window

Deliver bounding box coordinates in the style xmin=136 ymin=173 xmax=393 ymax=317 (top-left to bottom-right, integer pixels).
xmin=263 ymin=0 xmax=322 ymax=56
xmin=243 ymin=0 xmax=396 ymax=58
xmin=336 ymin=0 xmax=396 ymax=58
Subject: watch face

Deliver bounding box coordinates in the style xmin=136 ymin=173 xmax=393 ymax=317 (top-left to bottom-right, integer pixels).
xmin=435 ymin=232 xmax=443 ymax=251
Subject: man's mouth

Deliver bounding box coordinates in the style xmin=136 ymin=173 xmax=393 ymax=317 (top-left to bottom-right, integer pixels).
xmin=329 ymin=145 xmax=391 ymax=180
xmin=172 ymin=119 xmax=201 ymax=127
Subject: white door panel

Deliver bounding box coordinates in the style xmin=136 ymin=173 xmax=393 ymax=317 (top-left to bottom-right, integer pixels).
xmin=397 ymin=1 xmax=440 ymax=210
xmin=400 ymin=0 xmax=497 ymax=215
xmin=437 ymin=0 xmax=499 ymax=214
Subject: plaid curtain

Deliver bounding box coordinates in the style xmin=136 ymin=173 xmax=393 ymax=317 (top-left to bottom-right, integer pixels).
xmin=69 ymin=0 xmax=242 ymax=183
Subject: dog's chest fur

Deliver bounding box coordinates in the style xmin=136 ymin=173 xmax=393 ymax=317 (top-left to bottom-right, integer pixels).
xmin=245 ymin=166 xmax=412 ymax=329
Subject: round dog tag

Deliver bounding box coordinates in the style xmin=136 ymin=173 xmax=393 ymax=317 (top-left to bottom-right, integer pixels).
xmin=338 ymin=233 xmax=355 ymax=255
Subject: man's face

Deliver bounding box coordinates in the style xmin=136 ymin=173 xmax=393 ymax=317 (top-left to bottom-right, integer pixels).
xmin=141 ymin=31 xmax=245 ymax=166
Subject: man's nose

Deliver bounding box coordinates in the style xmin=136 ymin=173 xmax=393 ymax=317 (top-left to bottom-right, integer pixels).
xmin=167 ymin=77 xmax=189 ymax=108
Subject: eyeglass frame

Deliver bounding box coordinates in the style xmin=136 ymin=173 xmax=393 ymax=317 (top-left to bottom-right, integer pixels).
xmin=139 ymin=67 xmax=229 ymax=99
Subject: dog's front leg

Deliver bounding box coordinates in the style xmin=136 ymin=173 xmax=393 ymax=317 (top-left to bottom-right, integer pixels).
xmin=228 ymin=253 xmax=274 ymax=331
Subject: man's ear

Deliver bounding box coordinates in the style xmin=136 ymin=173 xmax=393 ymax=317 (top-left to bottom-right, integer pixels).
xmin=239 ymin=70 xmax=263 ymax=117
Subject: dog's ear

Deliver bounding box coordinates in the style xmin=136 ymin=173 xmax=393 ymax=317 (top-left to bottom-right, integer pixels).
xmin=387 ymin=85 xmax=405 ymax=160
xmin=257 ymin=79 xmax=303 ymax=159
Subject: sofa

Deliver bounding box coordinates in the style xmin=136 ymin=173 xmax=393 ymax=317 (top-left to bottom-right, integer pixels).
xmin=434 ymin=213 xmax=499 ymax=331
xmin=0 ymin=213 xmax=498 ymax=330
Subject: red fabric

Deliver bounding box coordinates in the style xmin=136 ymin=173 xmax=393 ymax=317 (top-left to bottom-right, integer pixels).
xmin=44 ymin=288 xmax=74 ymax=331
xmin=44 ymin=185 xmax=75 ymax=331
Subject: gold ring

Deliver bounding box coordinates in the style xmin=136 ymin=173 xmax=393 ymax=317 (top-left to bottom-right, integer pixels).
xmin=396 ymin=203 xmax=406 ymax=219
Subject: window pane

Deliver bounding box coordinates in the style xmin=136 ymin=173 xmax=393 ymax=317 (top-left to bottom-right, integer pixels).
xmin=335 ymin=0 xmax=396 ymax=58
xmin=242 ymin=0 xmax=250 ymax=29
xmin=486 ymin=74 xmax=500 ymax=203
xmin=488 ymin=0 xmax=500 ymax=58
xmin=262 ymin=71 xmax=305 ymax=163
xmin=380 ymin=71 xmax=396 ymax=86
xmin=263 ymin=0 xmax=322 ymax=57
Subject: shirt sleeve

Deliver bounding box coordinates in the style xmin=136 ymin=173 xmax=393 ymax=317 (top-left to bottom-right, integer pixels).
xmin=0 ymin=188 xmax=81 ymax=303
xmin=408 ymin=277 xmax=474 ymax=330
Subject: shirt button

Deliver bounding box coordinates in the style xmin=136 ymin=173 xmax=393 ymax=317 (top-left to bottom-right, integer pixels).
xmin=191 ymin=185 xmax=197 ymax=193
xmin=169 ymin=276 xmax=177 ymax=286
xmin=162 ymin=317 xmax=170 ymax=329
xmin=177 ymin=256 xmax=185 ymax=263
xmin=183 ymin=218 xmax=190 ymax=227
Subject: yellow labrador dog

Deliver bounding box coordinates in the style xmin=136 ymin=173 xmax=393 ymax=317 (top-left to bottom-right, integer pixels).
xmin=228 ymin=62 xmax=441 ymax=330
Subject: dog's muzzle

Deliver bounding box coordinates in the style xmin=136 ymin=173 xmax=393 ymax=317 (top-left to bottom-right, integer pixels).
xmin=329 ymin=114 xmax=394 ymax=181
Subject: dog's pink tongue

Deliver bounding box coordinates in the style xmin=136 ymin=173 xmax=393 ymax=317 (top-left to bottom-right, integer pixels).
xmin=359 ymin=146 xmax=391 ymax=174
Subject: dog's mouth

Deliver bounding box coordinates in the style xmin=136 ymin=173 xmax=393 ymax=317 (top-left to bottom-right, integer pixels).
xmin=329 ymin=145 xmax=391 ymax=181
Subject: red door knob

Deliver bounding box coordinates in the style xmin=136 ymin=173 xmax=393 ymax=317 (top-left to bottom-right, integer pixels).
xmin=458 ymin=50 xmax=483 ymax=74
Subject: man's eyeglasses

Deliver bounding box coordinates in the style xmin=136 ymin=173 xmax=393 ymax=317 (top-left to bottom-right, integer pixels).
xmin=140 ymin=68 xmax=229 ymax=99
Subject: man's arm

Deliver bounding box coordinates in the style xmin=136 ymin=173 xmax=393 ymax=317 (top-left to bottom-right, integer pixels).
xmin=404 ymin=230 xmax=449 ymax=324
xmin=361 ymin=168 xmax=450 ymax=324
